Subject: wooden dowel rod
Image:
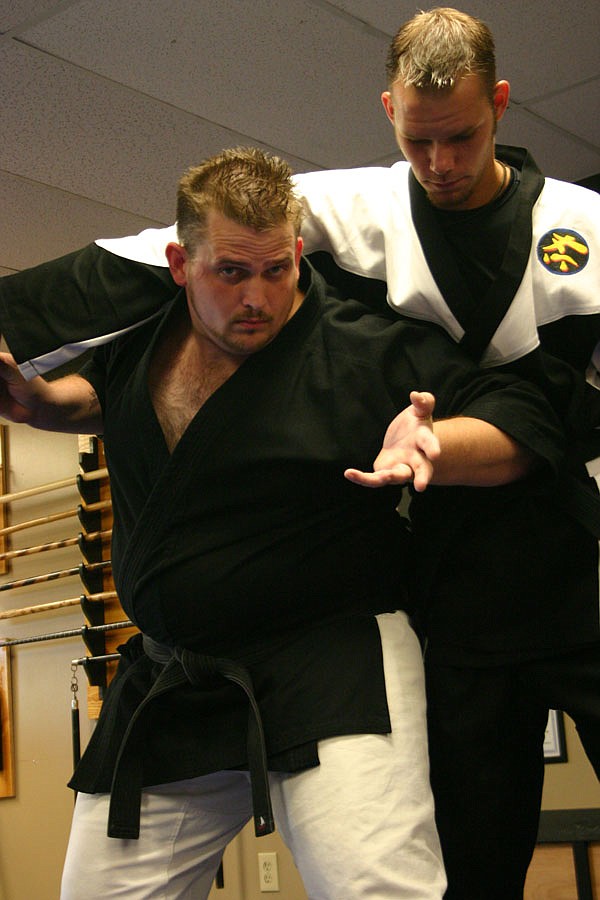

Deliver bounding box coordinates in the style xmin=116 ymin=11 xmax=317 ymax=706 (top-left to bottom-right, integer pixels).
xmin=0 ymin=508 xmax=76 ymax=536
xmin=0 ymin=559 xmax=110 ymax=594
xmin=0 ymin=499 xmax=112 ymax=538
xmin=0 ymin=591 xmax=118 ymax=621
xmin=0 ymin=529 xmax=111 ymax=562
xmin=0 ymin=467 xmax=108 ymax=505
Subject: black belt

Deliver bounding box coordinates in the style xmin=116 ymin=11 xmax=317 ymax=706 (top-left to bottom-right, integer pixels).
xmin=107 ymin=635 xmax=274 ymax=840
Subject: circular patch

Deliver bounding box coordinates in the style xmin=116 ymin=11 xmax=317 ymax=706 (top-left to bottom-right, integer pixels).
xmin=537 ymin=229 xmax=590 ymax=275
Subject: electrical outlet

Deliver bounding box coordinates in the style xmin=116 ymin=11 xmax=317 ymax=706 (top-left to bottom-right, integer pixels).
xmin=258 ymin=851 xmax=280 ymax=892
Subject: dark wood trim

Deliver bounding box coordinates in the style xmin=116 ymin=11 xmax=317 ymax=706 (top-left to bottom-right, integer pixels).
xmin=537 ymin=809 xmax=600 ymax=900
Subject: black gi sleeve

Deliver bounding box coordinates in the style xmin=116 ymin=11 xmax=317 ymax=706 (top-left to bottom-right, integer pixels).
xmin=0 ymin=244 xmax=176 ymax=373
xmin=381 ymin=317 xmax=566 ymax=476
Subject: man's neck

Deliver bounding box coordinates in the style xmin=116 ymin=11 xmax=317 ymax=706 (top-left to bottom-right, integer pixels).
xmin=148 ymin=305 xmax=242 ymax=453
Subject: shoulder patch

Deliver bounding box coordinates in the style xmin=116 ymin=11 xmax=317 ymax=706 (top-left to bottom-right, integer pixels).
xmin=537 ymin=229 xmax=590 ymax=275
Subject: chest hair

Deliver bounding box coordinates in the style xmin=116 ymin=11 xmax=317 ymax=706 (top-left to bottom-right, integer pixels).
xmin=148 ymin=315 xmax=242 ymax=453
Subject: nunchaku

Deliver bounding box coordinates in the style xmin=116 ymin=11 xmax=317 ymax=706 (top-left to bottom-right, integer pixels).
xmin=0 ymin=619 xmax=132 ymax=775
xmin=67 ymin=623 xmax=131 ymax=786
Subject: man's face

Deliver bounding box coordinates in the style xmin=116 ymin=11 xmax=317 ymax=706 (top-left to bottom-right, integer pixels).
xmin=381 ymin=73 xmax=509 ymax=210
xmin=167 ymin=210 xmax=303 ymax=357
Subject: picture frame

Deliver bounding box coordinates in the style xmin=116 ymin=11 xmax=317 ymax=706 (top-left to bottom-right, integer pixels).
xmin=544 ymin=709 xmax=567 ymax=763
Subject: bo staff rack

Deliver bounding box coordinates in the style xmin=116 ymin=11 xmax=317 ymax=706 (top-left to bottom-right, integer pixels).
xmin=0 ymin=434 xmax=137 ymax=798
xmin=77 ymin=437 xmax=138 ymax=716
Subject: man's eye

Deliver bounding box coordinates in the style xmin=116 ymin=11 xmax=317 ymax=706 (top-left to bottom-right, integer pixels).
xmin=267 ymin=263 xmax=290 ymax=277
xmin=219 ymin=267 xmax=242 ymax=279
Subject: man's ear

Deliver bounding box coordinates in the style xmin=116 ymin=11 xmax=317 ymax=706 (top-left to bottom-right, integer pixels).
xmin=493 ymin=80 xmax=510 ymax=124
xmin=165 ymin=242 xmax=188 ymax=286
xmin=381 ymin=91 xmax=395 ymax=125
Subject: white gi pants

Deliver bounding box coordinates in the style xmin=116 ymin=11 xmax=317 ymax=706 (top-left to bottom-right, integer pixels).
xmin=61 ymin=611 xmax=445 ymax=900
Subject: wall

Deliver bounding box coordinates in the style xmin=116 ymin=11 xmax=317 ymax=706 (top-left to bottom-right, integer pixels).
xmin=543 ymin=714 xmax=600 ymax=809
xmin=522 ymin=717 xmax=600 ymax=897
xmin=209 ymin=826 xmax=308 ymax=900
xmin=0 ymin=423 xmax=95 ymax=900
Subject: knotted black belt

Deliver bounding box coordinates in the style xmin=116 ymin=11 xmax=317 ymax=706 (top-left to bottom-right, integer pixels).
xmin=107 ymin=635 xmax=274 ymax=840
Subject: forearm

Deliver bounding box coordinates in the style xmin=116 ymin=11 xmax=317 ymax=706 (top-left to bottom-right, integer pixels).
xmin=344 ymin=392 xmax=538 ymax=491
xmin=1 ymin=372 xmax=103 ymax=434
xmin=31 ymin=376 xmax=102 ymax=433
xmin=432 ymin=417 xmax=536 ymax=486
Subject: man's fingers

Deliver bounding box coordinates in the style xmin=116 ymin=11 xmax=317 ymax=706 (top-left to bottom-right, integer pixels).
xmin=408 ymin=390 xmax=435 ymax=419
xmin=415 ymin=428 xmax=441 ymax=460
xmin=344 ymin=464 xmax=415 ymax=488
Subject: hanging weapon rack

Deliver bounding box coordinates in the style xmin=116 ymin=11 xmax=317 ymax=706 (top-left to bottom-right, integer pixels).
xmin=0 ymin=435 xmax=137 ymax=798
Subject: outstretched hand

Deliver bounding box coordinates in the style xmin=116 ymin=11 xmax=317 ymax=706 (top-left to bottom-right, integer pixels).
xmin=344 ymin=391 xmax=440 ymax=492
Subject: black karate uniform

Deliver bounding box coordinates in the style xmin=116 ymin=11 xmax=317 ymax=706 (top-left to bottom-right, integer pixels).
xmin=66 ymin=260 xmax=564 ymax=844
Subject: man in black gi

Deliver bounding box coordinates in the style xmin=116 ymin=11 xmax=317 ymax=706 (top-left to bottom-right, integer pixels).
xmin=0 ymin=147 xmax=569 ymax=900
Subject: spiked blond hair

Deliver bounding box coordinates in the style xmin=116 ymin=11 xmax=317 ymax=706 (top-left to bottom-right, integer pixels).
xmin=386 ymin=7 xmax=497 ymax=101
xmin=176 ymin=147 xmax=304 ymax=253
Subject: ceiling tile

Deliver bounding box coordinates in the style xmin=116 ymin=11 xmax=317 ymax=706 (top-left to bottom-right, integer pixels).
xmin=525 ymin=79 xmax=600 ymax=149
xmin=498 ymin=104 xmax=600 ymax=182
xmin=0 ymin=0 xmax=66 ymax=32
xmin=18 ymin=0 xmax=394 ymax=167
xmin=0 ymin=42 xmax=320 ymax=223
xmin=0 ymin=170 xmax=164 ymax=269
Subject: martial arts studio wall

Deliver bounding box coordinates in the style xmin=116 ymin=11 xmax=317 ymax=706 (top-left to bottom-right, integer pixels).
xmin=0 ymin=424 xmax=94 ymax=900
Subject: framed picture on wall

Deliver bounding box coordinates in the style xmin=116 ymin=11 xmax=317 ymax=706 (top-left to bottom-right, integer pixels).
xmin=544 ymin=709 xmax=567 ymax=763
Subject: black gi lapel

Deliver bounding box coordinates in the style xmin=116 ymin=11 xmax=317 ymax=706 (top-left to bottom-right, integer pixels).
xmin=408 ymin=146 xmax=545 ymax=363
xmin=115 ymin=268 xmax=323 ymax=611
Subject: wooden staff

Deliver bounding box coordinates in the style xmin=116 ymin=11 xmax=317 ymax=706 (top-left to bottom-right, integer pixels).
xmin=0 ymin=591 xmax=118 ymax=621
xmin=0 ymin=529 xmax=111 ymax=563
xmin=0 ymin=467 xmax=108 ymax=505
xmin=0 ymin=560 xmax=110 ymax=594
xmin=0 ymin=500 xmax=112 ymax=539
